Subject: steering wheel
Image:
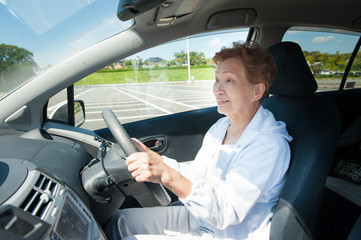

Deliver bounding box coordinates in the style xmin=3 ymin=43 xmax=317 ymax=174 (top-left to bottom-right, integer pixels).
xmin=102 ymin=108 xmax=171 ymax=206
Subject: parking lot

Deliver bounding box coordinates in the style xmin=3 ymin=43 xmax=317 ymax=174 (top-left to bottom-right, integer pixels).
xmin=48 ymin=81 xmax=216 ymax=130
xmin=47 ymin=78 xmax=359 ymax=130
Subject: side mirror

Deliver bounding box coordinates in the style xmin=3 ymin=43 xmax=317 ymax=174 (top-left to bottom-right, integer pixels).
xmin=74 ymin=100 xmax=86 ymax=127
xmin=50 ymin=100 xmax=85 ymax=127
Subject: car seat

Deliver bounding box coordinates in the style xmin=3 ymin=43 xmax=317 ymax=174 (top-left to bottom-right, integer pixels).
xmin=348 ymin=213 xmax=361 ymax=240
xmin=263 ymin=41 xmax=340 ymax=240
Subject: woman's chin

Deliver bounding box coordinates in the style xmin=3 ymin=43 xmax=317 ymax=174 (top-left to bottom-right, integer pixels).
xmin=217 ymin=106 xmax=228 ymax=115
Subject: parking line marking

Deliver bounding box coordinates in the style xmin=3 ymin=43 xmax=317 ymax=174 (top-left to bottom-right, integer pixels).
xmin=86 ymin=107 xmax=155 ymax=114
xmin=112 ymin=87 xmax=173 ymax=114
xmin=85 ymin=114 xmax=168 ymax=122
xmin=85 ymin=101 xmax=142 ymax=106
xmin=85 ymin=103 xmax=148 ymax=110
xmin=48 ymin=88 xmax=93 ymax=114
xmin=121 ymin=87 xmax=199 ymax=110
xmin=84 ymin=99 xmax=137 ymax=103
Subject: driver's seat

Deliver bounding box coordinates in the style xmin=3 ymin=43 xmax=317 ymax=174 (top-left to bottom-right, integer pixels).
xmin=263 ymin=42 xmax=340 ymax=239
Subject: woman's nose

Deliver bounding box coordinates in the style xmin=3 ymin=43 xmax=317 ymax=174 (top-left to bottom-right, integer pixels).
xmin=214 ymin=81 xmax=224 ymax=94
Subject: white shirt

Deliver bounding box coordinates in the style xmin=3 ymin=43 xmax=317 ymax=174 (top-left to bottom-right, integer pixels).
xmin=164 ymin=106 xmax=292 ymax=239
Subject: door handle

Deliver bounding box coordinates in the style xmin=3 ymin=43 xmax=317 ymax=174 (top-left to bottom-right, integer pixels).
xmin=142 ymin=136 xmax=166 ymax=152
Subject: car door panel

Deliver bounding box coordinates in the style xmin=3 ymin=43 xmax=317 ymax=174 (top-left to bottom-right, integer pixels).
xmin=95 ymin=107 xmax=223 ymax=162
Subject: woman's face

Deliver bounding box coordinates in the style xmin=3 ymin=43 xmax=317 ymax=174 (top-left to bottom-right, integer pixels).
xmin=213 ymin=57 xmax=260 ymax=119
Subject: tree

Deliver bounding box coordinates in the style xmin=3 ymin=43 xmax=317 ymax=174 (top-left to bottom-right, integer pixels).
xmin=173 ymin=50 xmax=206 ymax=66
xmin=305 ymin=54 xmax=315 ymax=65
xmin=328 ymin=51 xmax=346 ymax=72
xmin=143 ymin=61 xmax=149 ymax=67
xmin=302 ymin=50 xmax=361 ymax=75
xmin=318 ymin=52 xmax=330 ymax=66
xmin=168 ymin=59 xmax=177 ymax=67
xmin=189 ymin=51 xmax=206 ymax=65
xmin=173 ymin=50 xmax=187 ymax=65
xmin=0 ymin=44 xmax=37 ymax=92
xmin=124 ymin=60 xmax=132 ymax=69
xmin=351 ymin=51 xmax=361 ymax=72
xmin=132 ymin=56 xmax=142 ymax=70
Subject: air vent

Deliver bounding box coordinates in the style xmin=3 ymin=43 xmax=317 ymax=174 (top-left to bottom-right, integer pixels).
xmin=19 ymin=174 xmax=59 ymax=220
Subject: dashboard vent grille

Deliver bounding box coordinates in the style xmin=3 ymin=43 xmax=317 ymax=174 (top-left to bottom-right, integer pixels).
xmin=20 ymin=173 xmax=59 ymax=219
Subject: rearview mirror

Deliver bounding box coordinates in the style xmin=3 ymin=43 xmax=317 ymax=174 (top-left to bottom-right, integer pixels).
xmin=117 ymin=0 xmax=167 ymax=21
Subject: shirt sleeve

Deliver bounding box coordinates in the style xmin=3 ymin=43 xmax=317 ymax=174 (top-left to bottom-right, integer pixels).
xmin=162 ymin=143 xmax=213 ymax=181
xmin=180 ymin=134 xmax=290 ymax=230
xmin=163 ymin=121 xmax=222 ymax=181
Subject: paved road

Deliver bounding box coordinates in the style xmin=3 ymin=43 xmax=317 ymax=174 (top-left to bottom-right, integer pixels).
xmin=48 ymin=81 xmax=216 ymax=130
xmin=47 ymin=78 xmax=360 ymax=130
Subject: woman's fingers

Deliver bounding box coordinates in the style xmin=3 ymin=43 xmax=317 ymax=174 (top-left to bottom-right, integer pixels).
xmin=125 ymin=151 xmax=165 ymax=183
xmin=126 ymin=152 xmax=146 ymax=170
xmin=126 ymin=152 xmax=152 ymax=181
xmin=125 ymin=152 xmax=137 ymax=165
xmin=133 ymin=170 xmax=152 ymax=182
xmin=131 ymin=138 xmax=149 ymax=152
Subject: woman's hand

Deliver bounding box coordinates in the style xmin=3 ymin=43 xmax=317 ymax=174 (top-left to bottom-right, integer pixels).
xmin=126 ymin=138 xmax=193 ymax=199
xmin=126 ymin=138 xmax=169 ymax=184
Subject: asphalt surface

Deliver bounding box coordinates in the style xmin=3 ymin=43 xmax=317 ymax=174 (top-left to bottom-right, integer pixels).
xmin=47 ymin=78 xmax=359 ymax=130
xmin=48 ymin=81 xmax=216 ymax=130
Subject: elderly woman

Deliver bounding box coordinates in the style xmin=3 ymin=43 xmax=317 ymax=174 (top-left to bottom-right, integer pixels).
xmin=105 ymin=42 xmax=292 ymax=240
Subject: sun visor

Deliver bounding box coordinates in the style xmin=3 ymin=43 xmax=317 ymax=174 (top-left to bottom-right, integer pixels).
xmin=207 ymin=9 xmax=256 ymax=29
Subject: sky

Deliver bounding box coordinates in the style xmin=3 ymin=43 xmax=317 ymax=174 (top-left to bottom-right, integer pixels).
xmin=283 ymin=29 xmax=360 ymax=54
xmin=128 ymin=30 xmax=250 ymax=62
xmin=127 ymin=28 xmax=360 ymax=63
xmin=0 ymin=0 xmax=132 ymax=68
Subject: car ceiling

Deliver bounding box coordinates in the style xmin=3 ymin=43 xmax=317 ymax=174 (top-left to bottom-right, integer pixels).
xmin=130 ymin=0 xmax=361 ymax=47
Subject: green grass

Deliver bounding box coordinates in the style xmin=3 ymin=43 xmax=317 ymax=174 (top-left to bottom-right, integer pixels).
xmin=75 ymin=67 xmax=216 ymax=86
xmin=75 ymin=66 xmax=361 ymax=87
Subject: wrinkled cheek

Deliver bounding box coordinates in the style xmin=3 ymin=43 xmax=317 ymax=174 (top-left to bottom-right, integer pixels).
xmin=213 ymin=83 xmax=219 ymax=96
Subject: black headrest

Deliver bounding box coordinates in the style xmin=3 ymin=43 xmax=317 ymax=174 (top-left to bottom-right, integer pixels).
xmin=268 ymin=42 xmax=318 ymax=97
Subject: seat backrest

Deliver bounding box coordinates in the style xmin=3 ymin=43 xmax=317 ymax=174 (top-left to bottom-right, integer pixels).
xmin=264 ymin=42 xmax=340 ymax=240
xmin=348 ymin=213 xmax=361 ymax=240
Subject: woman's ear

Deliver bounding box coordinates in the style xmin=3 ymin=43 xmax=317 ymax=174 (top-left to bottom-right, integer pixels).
xmin=253 ymin=83 xmax=265 ymax=101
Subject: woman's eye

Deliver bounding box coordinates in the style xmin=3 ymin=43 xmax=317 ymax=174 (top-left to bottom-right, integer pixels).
xmin=215 ymin=79 xmax=220 ymax=83
xmin=226 ymin=79 xmax=232 ymax=82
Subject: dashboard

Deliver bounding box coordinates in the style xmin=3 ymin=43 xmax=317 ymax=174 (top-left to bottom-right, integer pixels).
xmin=0 ymin=127 xmax=110 ymax=239
xmin=0 ymin=158 xmax=105 ymax=240
xmin=0 ymin=122 xmax=166 ymax=239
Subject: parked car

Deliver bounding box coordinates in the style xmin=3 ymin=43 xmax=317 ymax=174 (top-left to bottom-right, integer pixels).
xmin=1 ymin=0 xmax=361 ymax=239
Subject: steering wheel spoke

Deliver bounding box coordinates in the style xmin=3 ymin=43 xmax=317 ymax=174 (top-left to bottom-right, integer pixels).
xmin=102 ymin=108 xmax=171 ymax=206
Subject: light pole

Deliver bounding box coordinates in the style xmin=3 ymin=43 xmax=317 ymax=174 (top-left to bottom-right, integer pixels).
xmin=186 ymin=37 xmax=191 ymax=84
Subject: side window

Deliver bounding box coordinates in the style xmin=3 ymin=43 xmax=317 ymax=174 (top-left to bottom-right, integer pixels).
xmin=283 ymin=28 xmax=361 ymax=91
xmin=47 ymin=29 xmax=249 ymax=130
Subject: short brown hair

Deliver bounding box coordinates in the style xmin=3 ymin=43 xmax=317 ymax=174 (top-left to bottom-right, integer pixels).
xmin=213 ymin=41 xmax=276 ymax=101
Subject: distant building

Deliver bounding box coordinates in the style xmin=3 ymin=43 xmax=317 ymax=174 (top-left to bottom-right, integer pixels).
xmin=104 ymin=60 xmax=125 ymax=70
xmin=143 ymin=57 xmax=166 ymax=68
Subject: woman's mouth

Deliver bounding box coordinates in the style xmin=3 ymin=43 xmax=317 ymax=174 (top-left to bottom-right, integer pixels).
xmin=216 ymin=98 xmax=230 ymax=106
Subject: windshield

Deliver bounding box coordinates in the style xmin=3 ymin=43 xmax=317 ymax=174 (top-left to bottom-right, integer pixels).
xmin=0 ymin=0 xmax=133 ymax=99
